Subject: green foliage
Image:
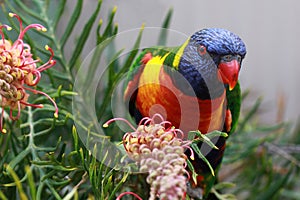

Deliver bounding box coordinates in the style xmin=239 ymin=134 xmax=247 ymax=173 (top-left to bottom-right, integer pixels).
xmin=217 ymin=93 xmax=300 ymax=200
xmin=0 ymin=1 xmax=299 ymax=200
xmin=0 ymin=0 xmax=126 ymax=199
xmin=0 ymin=1 xmax=173 ymax=199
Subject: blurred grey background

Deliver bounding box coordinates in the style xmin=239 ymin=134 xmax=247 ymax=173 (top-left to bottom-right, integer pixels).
xmin=64 ymin=0 xmax=300 ymax=124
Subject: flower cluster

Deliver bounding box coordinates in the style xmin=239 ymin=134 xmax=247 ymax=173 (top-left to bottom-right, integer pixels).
xmin=104 ymin=114 xmax=194 ymax=200
xmin=0 ymin=13 xmax=58 ymax=133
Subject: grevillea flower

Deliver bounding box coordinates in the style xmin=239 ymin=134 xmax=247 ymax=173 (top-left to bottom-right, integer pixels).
xmin=0 ymin=13 xmax=58 ymax=133
xmin=103 ymin=114 xmax=194 ymax=200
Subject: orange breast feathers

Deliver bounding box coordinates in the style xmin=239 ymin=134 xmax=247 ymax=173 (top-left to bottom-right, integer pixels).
xmin=135 ymin=55 xmax=227 ymax=134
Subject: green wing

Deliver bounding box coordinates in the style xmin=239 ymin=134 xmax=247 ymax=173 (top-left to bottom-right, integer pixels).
xmin=226 ymin=81 xmax=242 ymax=134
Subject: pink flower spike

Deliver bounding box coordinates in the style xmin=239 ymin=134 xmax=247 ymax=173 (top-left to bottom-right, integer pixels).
xmin=0 ymin=13 xmax=58 ymax=132
xmin=111 ymin=114 xmax=192 ymax=199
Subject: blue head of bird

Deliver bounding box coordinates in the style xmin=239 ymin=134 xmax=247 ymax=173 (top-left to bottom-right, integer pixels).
xmin=176 ymin=28 xmax=246 ymax=99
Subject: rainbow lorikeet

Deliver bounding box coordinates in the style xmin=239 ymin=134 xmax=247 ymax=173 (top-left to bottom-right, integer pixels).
xmin=124 ymin=28 xmax=246 ymax=199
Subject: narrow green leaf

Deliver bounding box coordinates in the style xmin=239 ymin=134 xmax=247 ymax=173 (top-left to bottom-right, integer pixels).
xmin=36 ymin=182 xmax=45 ymax=200
xmin=0 ymin=190 xmax=8 ymax=200
xmin=69 ymin=0 xmax=102 ymax=70
xmin=32 ymin=160 xmax=54 ymax=166
xmin=191 ymin=143 xmax=215 ymax=176
xmin=25 ymin=166 xmax=36 ymax=200
xmin=157 ymin=8 xmax=173 ymax=46
xmin=281 ymin=189 xmax=300 ymax=199
xmin=97 ymin=24 xmax=144 ymax=119
xmin=95 ymin=47 xmax=124 ymax=118
xmin=79 ymin=148 xmax=85 ymax=167
xmin=72 ymin=126 xmax=79 ymax=152
xmin=89 ymin=144 xmax=98 ymax=183
xmin=123 ymin=24 xmax=145 ymax=70
xmin=102 ymin=169 xmax=114 ymax=195
xmin=61 ymin=0 xmax=83 ymax=48
xmin=41 ymin=170 xmax=57 ymax=182
xmin=241 ymin=89 xmax=250 ymax=100
xmin=256 ymin=169 xmax=292 ymax=200
xmin=57 ymin=142 xmax=67 ymax=162
xmin=211 ymin=188 xmax=237 ymax=200
xmin=47 ymin=178 xmax=71 ymax=186
xmin=97 ymin=144 xmax=110 ymax=190
xmin=7 ymin=148 xmax=31 ymax=170
xmin=107 ymin=172 xmax=130 ymax=200
xmin=62 ymin=187 xmax=78 ymax=200
xmin=46 ymin=71 xmax=68 ymax=84
xmin=5 ymin=165 xmax=28 ymax=200
xmin=113 ymin=23 xmax=118 ymax=35
xmin=67 ymin=151 xmax=80 ymax=166
xmin=11 ymin=0 xmax=46 ymax=22
xmin=46 ymin=183 xmax=62 ymax=200
xmin=205 ymin=130 xmax=228 ymax=139
xmin=96 ymin=18 xmax=103 ymax=40
xmin=98 ymin=6 xmax=117 ymax=43
xmin=41 ymin=165 xmax=77 ymax=171
xmin=238 ymin=97 xmax=262 ymax=132
xmin=257 ymin=123 xmax=285 ymax=132
xmin=190 ymin=130 xmax=227 ymax=150
xmin=187 ymin=159 xmax=198 ymax=184
xmin=213 ymin=182 xmax=236 ymax=190
xmin=196 ymin=136 xmax=219 ymax=150
xmin=82 ymin=36 xmax=115 ymax=90
xmin=53 ymin=0 xmax=67 ymax=29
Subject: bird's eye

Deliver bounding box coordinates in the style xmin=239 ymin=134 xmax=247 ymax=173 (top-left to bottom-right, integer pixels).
xmin=222 ymin=55 xmax=233 ymax=62
xmin=236 ymin=55 xmax=242 ymax=63
xmin=197 ymin=45 xmax=206 ymax=56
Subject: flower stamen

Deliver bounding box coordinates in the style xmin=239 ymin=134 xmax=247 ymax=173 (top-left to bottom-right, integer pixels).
xmin=0 ymin=13 xmax=58 ymax=133
xmin=104 ymin=114 xmax=192 ymax=200
xmin=23 ymin=87 xmax=58 ymax=118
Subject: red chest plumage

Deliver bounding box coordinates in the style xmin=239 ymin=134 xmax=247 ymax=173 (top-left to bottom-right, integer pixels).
xmin=136 ymin=64 xmax=227 ymax=134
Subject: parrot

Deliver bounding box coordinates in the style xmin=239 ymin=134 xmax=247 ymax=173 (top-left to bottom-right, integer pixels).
xmin=123 ymin=28 xmax=246 ymax=199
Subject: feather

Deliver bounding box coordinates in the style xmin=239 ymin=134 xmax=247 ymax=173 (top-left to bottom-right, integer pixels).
xmin=124 ymin=28 xmax=246 ymax=199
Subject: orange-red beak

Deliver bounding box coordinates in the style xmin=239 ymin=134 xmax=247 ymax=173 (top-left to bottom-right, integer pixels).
xmin=217 ymin=59 xmax=240 ymax=91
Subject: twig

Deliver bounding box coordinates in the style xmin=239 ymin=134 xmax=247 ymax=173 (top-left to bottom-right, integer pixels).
xmin=264 ymin=142 xmax=300 ymax=168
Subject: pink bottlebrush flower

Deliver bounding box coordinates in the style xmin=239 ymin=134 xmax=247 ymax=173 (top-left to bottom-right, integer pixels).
xmin=0 ymin=13 xmax=58 ymax=133
xmin=104 ymin=114 xmax=194 ymax=200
